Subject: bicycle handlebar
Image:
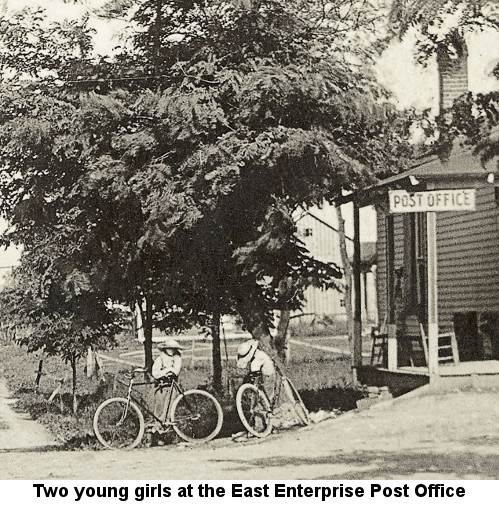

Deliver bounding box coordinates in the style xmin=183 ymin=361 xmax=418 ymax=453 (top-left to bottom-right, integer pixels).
xmin=131 ymin=367 xmax=148 ymax=377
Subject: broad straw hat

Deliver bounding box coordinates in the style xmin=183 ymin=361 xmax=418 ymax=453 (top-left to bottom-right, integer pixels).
xmin=236 ymin=339 xmax=258 ymax=369
xmin=157 ymin=338 xmax=184 ymax=351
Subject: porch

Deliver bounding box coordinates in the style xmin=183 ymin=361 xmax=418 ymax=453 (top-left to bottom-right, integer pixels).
xmin=359 ymin=360 xmax=499 ymax=395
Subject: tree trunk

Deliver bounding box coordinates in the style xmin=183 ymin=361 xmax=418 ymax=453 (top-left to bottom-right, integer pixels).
xmin=71 ymin=353 xmax=78 ymax=415
xmin=336 ymin=205 xmax=355 ymax=359
xmin=211 ymin=311 xmax=223 ymax=395
xmin=274 ymin=309 xmax=291 ymax=362
xmin=273 ymin=276 xmax=292 ymax=362
xmin=142 ymin=298 xmax=154 ymax=371
xmin=35 ymin=355 xmax=44 ymax=394
xmin=234 ymin=301 xmax=287 ymax=375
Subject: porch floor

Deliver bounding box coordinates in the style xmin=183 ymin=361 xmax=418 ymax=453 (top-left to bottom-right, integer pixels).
xmin=399 ymin=360 xmax=499 ymax=377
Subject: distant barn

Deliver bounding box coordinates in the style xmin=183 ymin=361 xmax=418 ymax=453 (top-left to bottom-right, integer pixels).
xmin=294 ymin=210 xmax=377 ymax=334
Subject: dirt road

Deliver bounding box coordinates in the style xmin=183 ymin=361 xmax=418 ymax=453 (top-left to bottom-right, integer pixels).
xmin=0 ymin=378 xmax=58 ymax=452
xmin=0 ymin=388 xmax=498 ymax=480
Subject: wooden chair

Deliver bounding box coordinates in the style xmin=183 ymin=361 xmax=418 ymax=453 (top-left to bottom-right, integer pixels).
xmin=420 ymin=324 xmax=460 ymax=366
xmin=370 ymin=317 xmax=388 ymax=367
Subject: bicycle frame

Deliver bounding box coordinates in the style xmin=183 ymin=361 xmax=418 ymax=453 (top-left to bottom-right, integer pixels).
xmin=245 ymin=371 xmax=281 ymax=412
xmin=245 ymin=369 xmax=304 ymax=414
xmin=94 ymin=367 xmax=224 ymax=448
xmin=124 ymin=369 xmax=182 ymax=431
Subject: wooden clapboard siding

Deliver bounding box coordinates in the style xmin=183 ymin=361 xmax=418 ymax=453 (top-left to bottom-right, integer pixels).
xmin=437 ymin=186 xmax=499 ymax=331
xmin=296 ymin=212 xmax=345 ymax=318
xmin=303 ymin=285 xmax=344 ymax=317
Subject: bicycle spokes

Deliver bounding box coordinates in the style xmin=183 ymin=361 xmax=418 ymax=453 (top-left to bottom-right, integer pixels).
xmin=172 ymin=391 xmax=223 ymax=442
xmin=94 ymin=398 xmax=144 ymax=449
xmin=236 ymin=384 xmax=272 ymax=437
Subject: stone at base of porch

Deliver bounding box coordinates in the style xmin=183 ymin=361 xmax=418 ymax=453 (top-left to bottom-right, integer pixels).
xmin=357 ymin=365 xmax=429 ymax=397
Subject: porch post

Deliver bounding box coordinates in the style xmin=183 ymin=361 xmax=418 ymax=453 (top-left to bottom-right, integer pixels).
xmin=426 ymin=211 xmax=439 ymax=377
xmin=352 ymin=204 xmax=362 ymax=377
xmin=386 ymin=215 xmax=397 ymax=370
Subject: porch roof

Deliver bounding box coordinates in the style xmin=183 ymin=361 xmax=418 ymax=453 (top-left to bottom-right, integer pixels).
xmin=341 ymin=146 xmax=499 ymax=206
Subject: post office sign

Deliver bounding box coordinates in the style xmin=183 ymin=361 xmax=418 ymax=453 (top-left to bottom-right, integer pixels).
xmin=389 ymin=189 xmax=476 ymax=213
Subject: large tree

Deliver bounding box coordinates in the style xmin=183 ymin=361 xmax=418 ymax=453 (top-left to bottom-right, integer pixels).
xmin=0 ymin=1 xmax=414 ymax=391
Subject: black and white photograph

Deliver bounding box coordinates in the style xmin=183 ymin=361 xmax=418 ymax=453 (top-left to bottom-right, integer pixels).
xmin=0 ymin=0 xmax=497 ymax=489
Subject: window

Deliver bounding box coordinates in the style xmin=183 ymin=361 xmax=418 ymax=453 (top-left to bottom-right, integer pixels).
xmin=303 ymin=228 xmax=313 ymax=237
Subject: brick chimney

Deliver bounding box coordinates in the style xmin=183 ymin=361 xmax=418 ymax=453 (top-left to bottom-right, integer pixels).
xmin=437 ymin=36 xmax=469 ymax=113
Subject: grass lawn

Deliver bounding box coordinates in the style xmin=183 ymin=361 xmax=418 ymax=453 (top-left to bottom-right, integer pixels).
xmin=0 ymin=332 xmax=367 ymax=448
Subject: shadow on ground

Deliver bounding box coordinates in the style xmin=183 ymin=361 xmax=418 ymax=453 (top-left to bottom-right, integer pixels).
xmin=210 ymin=450 xmax=499 ymax=479
xmin=0 ymin=445 xmax=62 ymax=454
xmin=300 ymin=387 xmax=366 ymax=412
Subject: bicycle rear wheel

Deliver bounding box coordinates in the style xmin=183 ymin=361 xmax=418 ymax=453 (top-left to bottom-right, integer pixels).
xmin=171 ymin=390 xmax=223 ymax=443
xmin=93 ymin=397 xmax=145 ymax=449
xmin=282 ymin=378 xmax=310 ymax=426
xmin=236 ymin=383 xmax=272 ymax=438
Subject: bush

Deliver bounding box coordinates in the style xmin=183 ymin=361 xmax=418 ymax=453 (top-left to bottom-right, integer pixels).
xmin=0 ymin=343 xmax=108 ymax=448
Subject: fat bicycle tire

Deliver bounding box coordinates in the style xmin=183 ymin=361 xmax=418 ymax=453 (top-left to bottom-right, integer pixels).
xmin=93 ymin=397 xmax=145 ymax=449
xmin=282 ymin=378 xmax=310 ymax=426
xmin=236 ymin=383 xmax=272 ymax=438
xmin=171 ymin=389 xmax=223 ymax=443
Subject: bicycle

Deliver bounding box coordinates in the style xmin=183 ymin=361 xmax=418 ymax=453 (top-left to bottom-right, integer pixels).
xmin=235 ymin=368 xmax=310 ymax=438
xmin=93 ymin=368 xmax=223 ymax=449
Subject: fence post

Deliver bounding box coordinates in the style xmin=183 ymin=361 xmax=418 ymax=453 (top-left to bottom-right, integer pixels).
xmin=35 ymin=357 xmax=44 ymax=393
xmin=285 ymin=337 xmax=291 ymax=362
xmin=113 ymin=360 xmax=119 ymax=395
xmin=190 ymin=339 xmax=195 ymax=368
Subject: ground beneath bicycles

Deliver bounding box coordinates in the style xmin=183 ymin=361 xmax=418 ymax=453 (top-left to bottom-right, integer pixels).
xmin=0 ymin=388 xmax=498 ymax=479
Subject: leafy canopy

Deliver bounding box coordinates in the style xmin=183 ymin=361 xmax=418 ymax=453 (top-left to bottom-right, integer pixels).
xmin=0 ymin=0 xmax=414 ymax=343
xmin=389 ymin=0 xmax=499 ymax=63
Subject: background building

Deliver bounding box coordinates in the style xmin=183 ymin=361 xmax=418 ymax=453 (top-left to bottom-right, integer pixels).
xmin=294 ymin=210 xmax=378 ymax=334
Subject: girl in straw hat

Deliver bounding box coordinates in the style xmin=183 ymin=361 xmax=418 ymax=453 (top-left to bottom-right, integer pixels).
xmin=148 ymin=338 xmax=184 ymax=443
xmin=152 ymin=338 xmax=183 ymax=380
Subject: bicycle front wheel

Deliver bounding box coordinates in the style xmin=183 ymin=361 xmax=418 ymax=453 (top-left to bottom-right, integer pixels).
xmin=282 ymin=378 xmax=310 ymax=426
xmin=93 ymin=397 xmax=145 ymax=449
xmin=171 ymin=390 xmax=223 ymax=443
xmin=236 ymin=383 xmax=272 ymax=438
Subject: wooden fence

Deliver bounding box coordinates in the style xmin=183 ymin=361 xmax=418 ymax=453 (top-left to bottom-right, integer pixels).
xmin=98 ymin=334 xmax=249 ymax=371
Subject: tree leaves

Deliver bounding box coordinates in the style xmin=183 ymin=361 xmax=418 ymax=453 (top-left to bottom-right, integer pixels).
xmin=389 ymin=0 xmax=499 ymax=64
xmin=0 ymin=0 xmax=415 ymax=345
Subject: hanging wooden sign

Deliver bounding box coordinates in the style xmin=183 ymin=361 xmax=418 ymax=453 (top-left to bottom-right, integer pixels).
xmin=389 ymin=189 xmax=476 ymax=213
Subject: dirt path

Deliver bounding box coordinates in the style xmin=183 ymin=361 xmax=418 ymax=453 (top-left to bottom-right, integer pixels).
xmin=0 ymin=388 xmax=498 ymax=479
xmin=0 ymin=378 xmax=59 ymax=451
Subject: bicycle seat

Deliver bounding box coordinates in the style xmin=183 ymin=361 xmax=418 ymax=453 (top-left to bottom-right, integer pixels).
xmin=155 ymin=373 xmax=177 ymax=387
xmin=244 ymin=371 xmax=263 ymax=385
